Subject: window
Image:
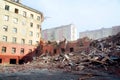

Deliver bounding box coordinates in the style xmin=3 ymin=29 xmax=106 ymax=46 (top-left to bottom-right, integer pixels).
xmin=4 ymin=15 xmax=9 ymax=21
xmin=29 ymin=40 xmax=32 ymax=45
xmin=13 ymin=18 xmax=18 ymax=23
xmin=21 ymin=29 xmax=26 ymax=35
xmin=12 ymin=37 xmax=17 ymax=43
xmin=61 ymin=48 xmax=65 ymax=53
xmin=30 ymin=22 xmax=33 ymax=27
xmin=23 ymin=11 xmax=26 ymax=17
xmin=37 ymin=24 xmax=40 ymax=29
xmin=21 ymin=39 xmax=25 ymax=44
xmin=54 ymin=49 xmax=57 ymax=54
xmin=15 ymin=8 xmax=19 ymax=14
xmin=36 ymin=33 xmax=39 ymax=37
xmin=0 ymin=59 xmax=2 ymax=63
xmin=29 ymin=49 xmax=32 ymax=53
xmin=2 ymin=47 xmax=6 ymax=53
xmin=3 ymin=25 xmax=8 ymax=31
xmin=36 ymin=41 xmax=39 ymax=44
xmin=70 ymin=48 xmax=74 ymax=52
xmin=12 ymin=28 xmax=17 ymax=33
xmin=30 ymin=14 xmax=34 ymax=19
xmin=37 ymin=16 xmax=40 ymax=20
xmin=22 ymin=20 xmax=26 ymax=25
xmin=2 ymin=36 xmax=7 ymax=42
xmin=79 ymin=41 xmax=84 ymax=46
xmin=20 ymin=48 xmax=24 ymax=54
xmin=10 ymin=59 xmax=16 ymax=64
xmin=12 ymin=47 xmax=16 ymax=54
xmin=29 ymin=31 xmax=33 ymax=36
xmin=40 ymin=27 xmax=42 ymax=32
xmin=5 ymin=5 xmax=9 ymax=11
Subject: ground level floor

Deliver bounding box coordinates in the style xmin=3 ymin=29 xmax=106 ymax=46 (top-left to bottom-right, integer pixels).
xmin=0 ymin=55 xmax=33 ymax=64
xmin=0 ymin=42 xmax=37 ymax=64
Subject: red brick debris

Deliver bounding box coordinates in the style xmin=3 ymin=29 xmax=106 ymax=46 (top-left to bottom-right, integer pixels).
xmin=0 ymin=32 xmax=120 ymax=79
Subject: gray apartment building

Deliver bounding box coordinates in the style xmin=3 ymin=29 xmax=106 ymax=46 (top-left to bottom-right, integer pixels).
xmin=79 ymin=26 xmax=120 ymax=40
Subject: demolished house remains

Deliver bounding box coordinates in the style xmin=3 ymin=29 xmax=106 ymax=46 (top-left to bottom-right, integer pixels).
xmin=0 ymin=32 xmax=120 ymax=80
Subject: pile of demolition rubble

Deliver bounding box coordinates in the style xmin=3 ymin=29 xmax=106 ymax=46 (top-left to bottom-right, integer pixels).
xmin=34 ymin=32 xmax=120 ymax=73
xmin=0 ymin=32 xmax=120 ymax=75
xmin=24 ymin=32 xmax=120 ymax=73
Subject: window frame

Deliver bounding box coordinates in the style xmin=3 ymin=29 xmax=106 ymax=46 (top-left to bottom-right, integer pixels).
xmin=37 ymin=24 xmax=40 ymax=29
xmin=30 ymin=22 xmax=33 ymax=27
xmin=22 ymin=20 xmax=26 ymax=25
xmin=36 ymin=41 xmax=39 ymax=44
xmin=4 ymin=15 xmax=9 ymax=21
xmin=13 ymin=18 xmax=18 ymax=24
xmin=2 ymin=47 xmax=6 ymax=53
xmin=2 ymin=36 xmax=7 ymax=42
xmin=20 ymin=48 xmax=24 ymax=54
xmin=30 ymin=14 xmax=34 ymax=19
xmin=12 ymin=28 xmax=17 ymax=33
xmin=23 ymin=11 xmax=27 ymax=17
xmin=37 ymin=16 xmax=40 ymax=21
xmin=5 ymin=5 xmax=9 ymax=11
xmin=12 ymin=47 xmax=16 ymax=54
xmin=36 ymin=33 xmax=39 ymax=38
xmin=3 ymin=25 xmax=8 ymax=32
xmin=12 ymin=37 xmax=17 ymax=43
xmin=15 ymin=8 xmax=19 ymax=14
xmin=29 ymin=40 xmax=32 ymax=45
xmin=29 ymin=31 xmax=33 ymax=36
xmin=21 ymin=39 xmax=25 ymax=44
xmin=29 ymin=49 xmax=32 ymax=53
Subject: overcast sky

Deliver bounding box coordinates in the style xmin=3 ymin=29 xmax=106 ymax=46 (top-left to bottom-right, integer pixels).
xmin=22 ymin=0 xmax=120 ymax=33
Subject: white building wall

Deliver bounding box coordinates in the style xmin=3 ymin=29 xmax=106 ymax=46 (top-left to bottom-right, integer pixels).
xmin=112 ymin=26 xmax=120 ymax=35
xmin=79 ymin=26 xmax=120 ymax=40
xmin=42 ymin=24 xmax=77 ymax=42
xmin=0 ymin=0 xmax=43 ymax=45
xmin=70 ymin=25 xmax=77 ymax=41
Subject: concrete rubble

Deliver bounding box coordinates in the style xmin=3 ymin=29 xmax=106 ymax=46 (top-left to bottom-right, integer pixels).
xmin=0 ymin=32 xmax=120 ymax=80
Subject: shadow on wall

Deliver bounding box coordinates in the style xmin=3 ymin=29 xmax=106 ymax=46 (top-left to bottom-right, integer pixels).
xmin=19 ymin=44 xmax=43 ymax=64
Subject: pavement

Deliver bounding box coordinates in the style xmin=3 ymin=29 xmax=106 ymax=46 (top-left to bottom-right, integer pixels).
xmin=0 ymin=68 xmax=120 ymax=80
xmin=0 ymin=69 xmax=79 ymax=80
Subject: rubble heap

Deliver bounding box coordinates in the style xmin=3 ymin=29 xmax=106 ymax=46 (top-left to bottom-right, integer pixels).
xmin=0 ymin=32 xmax=120 ymax=79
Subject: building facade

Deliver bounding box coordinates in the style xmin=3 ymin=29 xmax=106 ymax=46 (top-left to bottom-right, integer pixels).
xmin=40 ymin=37 xmax=91 ymax=56
xmin=79 ymin=26 xmax=120 ymax=40
xmin=42 ymin=24 xmax=77 ymax=42
xmin=0 ymin=0 xmax=44 ymax=64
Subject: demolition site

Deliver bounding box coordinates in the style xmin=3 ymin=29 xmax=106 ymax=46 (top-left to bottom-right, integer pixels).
xmin=0 ymin=0 xmax=120 ymax=80
xmin=0 ymin=32 xmax=120 ymax=80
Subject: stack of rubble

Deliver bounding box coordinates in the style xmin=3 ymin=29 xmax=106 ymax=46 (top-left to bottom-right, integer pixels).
xmin=88 ymin=32 xmax=120 ymax=65
xmin=46 ymin=32 xmax=120 ymax=71
xmin=0 ymin=32 xmax=120 ymax=75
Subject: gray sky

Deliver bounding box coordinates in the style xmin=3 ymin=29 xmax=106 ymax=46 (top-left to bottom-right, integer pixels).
xmin=22 ymin=0 xmax=120 ymax=33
